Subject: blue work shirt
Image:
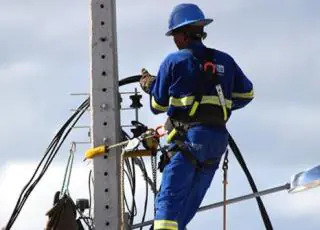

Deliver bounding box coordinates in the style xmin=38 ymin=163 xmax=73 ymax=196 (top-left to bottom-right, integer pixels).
xmin=149 ymin=41 xmax=254 ymax=121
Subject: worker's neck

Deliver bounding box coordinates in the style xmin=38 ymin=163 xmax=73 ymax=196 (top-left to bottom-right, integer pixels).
xmin=186 ymin=40 xmax=204 ymax=48
xmin=178 ymin=40 xmax=203 ymax=50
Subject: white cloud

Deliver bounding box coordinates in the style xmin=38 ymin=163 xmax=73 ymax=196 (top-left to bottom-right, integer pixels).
xmin=268 ymin=189 xmax=320 ymax=218
xmin=0 ymin=61 xmax=44 ymax=81
xmin=0 ymin=0 xmax=320 ymax=229
xmin=0 ymin=160 xmax=160 ymax=230
xmin=0 ymin=162 xmax=91 ymax=230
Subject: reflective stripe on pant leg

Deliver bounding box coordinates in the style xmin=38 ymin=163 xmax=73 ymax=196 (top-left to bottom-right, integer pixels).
xmin=154 ymin=220 xmax=178 ymax=230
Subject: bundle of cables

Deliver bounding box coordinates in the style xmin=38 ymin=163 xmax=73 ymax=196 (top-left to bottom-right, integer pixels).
xmin=5 ymin=98 xmax=89 ymax=229
xmin=121 ymin=129 xmax=157 ymax=228
xmin=4 ymin=75 xmax=144 ymax=229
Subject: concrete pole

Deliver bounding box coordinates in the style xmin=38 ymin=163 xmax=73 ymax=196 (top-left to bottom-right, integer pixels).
xmin=90 ymin=0 xmax=123 ymax=229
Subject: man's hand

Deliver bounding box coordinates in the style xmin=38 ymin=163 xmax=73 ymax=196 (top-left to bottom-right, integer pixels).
xmin=140 ymin=68 xmax=155 ymax=94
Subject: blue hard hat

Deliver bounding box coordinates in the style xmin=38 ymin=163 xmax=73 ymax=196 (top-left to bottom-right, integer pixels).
xmin=166 ymin=3 xmax=213 ymax=36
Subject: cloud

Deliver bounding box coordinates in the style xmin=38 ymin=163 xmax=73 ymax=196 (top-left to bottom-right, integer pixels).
xmin=0 ymin=0 xmax=320 ymax=230
xmin=2 ymin=160 xmax=319 ymax=230
xmin=188 ymin=160 xmax=320 ymax=230
xmin=0 ymin=162 xmax=91 ymax=230
xmin=0 ymin=160 xmax=161 ymax=230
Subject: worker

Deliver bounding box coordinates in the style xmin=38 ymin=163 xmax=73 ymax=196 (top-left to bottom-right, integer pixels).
xmin=140 ymin=3 xmax=254 ymax=230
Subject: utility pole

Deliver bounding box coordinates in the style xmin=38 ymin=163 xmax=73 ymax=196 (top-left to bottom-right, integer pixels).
xmin=90 ymin=0 xmax=123 ymax=229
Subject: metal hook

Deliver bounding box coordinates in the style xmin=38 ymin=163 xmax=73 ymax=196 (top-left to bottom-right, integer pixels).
xmin=70 ymin=141 xmax=77 ymax=153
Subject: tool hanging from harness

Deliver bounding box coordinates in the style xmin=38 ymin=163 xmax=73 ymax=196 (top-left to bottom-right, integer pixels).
xmin=159 ymin=48 xmax=227 ymax=172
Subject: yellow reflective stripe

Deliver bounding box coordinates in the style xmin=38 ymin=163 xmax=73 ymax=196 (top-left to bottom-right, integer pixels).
xmin=170 ymin=96 xmax=232 ymax=109
xmin=166 ymin=128 xmax=178 ymax=143
xmin=154 ymin=220 xmax=178 ymax=230
xmin=170 ymin=96 xmax=194 ymax=106
xmin=222 ymin=105 xmax=227 ymax=121
xmin=232 ymin=90 xmax=254 ymax=99
xmin=188 ymin=101 xmax=199 ymax=116
xmin=151 ymin=97 xmax=168 ymax=112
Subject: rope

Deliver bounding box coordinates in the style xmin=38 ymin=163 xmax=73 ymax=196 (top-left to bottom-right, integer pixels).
xmin=151 ymin=154 xmax=157 ymax=216
xmin=88 ymin=169 xmax=93 ymax=220
xmin=120 ymin=150 xmax=127 ymax=230
xmin=60 ymin=142 xmax=76 ymax=198
xmin=222 ymin=149 xmax=229 ymax=230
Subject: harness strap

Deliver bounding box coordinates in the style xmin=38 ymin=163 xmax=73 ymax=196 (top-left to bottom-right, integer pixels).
xmin=168 ymin=141 xmax=219 ymax=171
xmin=161 ymin=48 xmax=228 ymax=169
xmin=165 ymin=48 xmax=228 ymax=144
xmin=188 ymin=48 xmax=228 ymax=121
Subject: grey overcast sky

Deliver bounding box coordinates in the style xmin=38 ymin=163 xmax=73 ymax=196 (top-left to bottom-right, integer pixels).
xmin=0 ymin=0 xmax=320 ymax=229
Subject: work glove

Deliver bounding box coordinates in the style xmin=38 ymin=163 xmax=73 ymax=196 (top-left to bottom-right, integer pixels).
xmin=140 ymin=68 xmax=155 ymax=94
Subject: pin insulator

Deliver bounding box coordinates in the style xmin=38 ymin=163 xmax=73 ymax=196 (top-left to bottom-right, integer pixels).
xmin=129 ymin=94 xmax=143 ymax=109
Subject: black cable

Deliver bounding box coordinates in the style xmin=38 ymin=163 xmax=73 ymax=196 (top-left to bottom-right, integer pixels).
xmin=139 ymin=157 xmax=149 ymax=230
xmin=13 ymin=102 xmax=88 ymax=227
xmin=119 ymin=75 xmax=143 ymax=86
xmin=5 ymin=99 xmax=89 ymax=229
xmin=5 ymin=75 xmax=142 ymax=229
xmin=130 ymin=157 xmax=137 ymax=225
xmin=228 ymin=134 xmax=273 ymax=230
xmin=75 ymin=200 xmax=94 ymax=230
xmin=121 ymin=129 xmax=138 ymax=224
xmin=123 ymin=129 xmax=137 ymax=222
xmin=124 ymin=169 xmax=134 ymax=214
xmin=124 ymin=160 xmax=137 ymax=220
xmin=133 ymin=158 xmax=155 ymax=194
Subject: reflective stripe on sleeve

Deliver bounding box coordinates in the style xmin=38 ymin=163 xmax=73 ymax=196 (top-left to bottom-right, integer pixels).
xmin=151 ymin=97 xmax=168 ymax=112
xmin=232 ymin=90 xmax=254 ymax=99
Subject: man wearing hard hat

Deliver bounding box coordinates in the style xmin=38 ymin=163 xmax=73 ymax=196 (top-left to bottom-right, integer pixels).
xmin=140 ymin=3 xmax=254 ymax=230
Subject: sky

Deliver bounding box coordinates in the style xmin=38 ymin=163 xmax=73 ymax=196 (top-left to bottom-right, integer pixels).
xmin=0 ymin=0 xmax=320 ymax=229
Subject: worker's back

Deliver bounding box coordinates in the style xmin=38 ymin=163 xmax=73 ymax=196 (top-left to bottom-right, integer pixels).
xmin=151 ymin=41 xmax=253 ymax=119
xmin=150 ymin=40 xmax=254 ymax=162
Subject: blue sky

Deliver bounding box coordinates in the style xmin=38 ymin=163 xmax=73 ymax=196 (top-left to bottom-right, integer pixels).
xmin=0 ymin=1 xmax=320 ymax=229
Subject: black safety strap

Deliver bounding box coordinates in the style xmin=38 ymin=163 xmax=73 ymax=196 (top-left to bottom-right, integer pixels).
xmin=170 ymin=141 xmax=219 ymax=171
xmin=187 ymin=48 xmax=218 ymax=117
xmin=164 ymin=48 xmax=226 ymax=169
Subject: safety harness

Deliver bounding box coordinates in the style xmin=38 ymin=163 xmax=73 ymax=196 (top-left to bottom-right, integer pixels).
xmin=159 ymin=48 xmax=228 ymax=172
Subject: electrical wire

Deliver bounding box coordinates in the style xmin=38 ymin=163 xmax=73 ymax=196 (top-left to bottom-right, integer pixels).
xmin=138 ymin=156 xmax=149 ymax=230
xmin=4 ymin=75 xmax=143 ymax=229
xmin=5 ymin=74 xmax=162 ymax=229
xmin=121 ymin=130 xmax=138 ymax=224
xmin=129 ymin=157 xmax=137 ymax=224
xmin=5 ymin=99 xmax=89 ymax=230
xmin=121 ymin=127 xmax=155 ymax=227
xmin=73 ymin=197 xmax=94 ymax=230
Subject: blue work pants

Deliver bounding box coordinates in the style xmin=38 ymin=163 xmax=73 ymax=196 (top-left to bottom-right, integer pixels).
xmin=154 ymin=126 xmax=229 ymax=230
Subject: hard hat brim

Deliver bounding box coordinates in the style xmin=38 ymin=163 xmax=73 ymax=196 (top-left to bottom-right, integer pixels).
xmin=165 ymin=18 xmax=213 ymax=36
